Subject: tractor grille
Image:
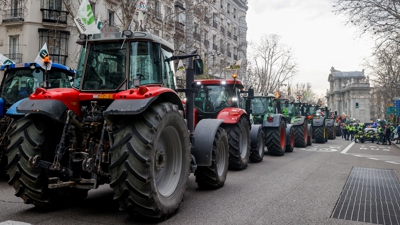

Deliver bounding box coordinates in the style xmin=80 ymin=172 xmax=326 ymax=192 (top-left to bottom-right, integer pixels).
xmin=331 ymin=167 xmax=400 ymax=224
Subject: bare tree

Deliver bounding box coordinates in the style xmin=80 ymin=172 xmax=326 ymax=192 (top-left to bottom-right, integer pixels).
xmin=364 ymin=42 xmax=400 ymax=101
xmin=246 ymin=34 xmax=298 ymax=95
xmin=332 ymin=0 xmax=400 ymax=49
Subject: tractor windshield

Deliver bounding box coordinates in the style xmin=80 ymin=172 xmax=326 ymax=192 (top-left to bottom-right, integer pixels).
xmin=251 ymin=97 xmax=275 ymax=115
xmin=1 ymin=68 xmax=71 ymax=104
xmin=76 ymin=41 xmax=164 ymax=91
xmin=194 ymin=85 xmax=233 ymax=112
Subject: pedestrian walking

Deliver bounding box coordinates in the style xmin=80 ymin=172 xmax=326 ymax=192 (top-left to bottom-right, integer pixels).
xmin=377 ymin=125 xmax=384 ymax=144
xmin=384 ymin=124 xmax=392 ymax=145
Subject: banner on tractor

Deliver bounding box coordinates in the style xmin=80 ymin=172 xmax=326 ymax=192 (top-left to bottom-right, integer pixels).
xmin=35 ymin=43 xmax=52 ymax=70
xmin=0 ymin=54 xmax=15 ymax=65
xmin=74 ymin=0 xmax=100 ymax=34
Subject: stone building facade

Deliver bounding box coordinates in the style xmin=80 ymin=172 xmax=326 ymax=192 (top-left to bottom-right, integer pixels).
xmin=0 ymin=0 xmax=248 ymax=78
xmin=326 ymin=67 xmax=371 ymax=123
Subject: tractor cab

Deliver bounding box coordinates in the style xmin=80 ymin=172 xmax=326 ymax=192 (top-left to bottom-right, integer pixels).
xmin=193 ymin=79 xmax=245 ymax=121
xmin=250 ymin=94 xmax=276 ymax=124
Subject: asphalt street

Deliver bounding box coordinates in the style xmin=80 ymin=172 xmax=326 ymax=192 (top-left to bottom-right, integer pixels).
xmin=1 ymin=136 xmax=400 ymax=225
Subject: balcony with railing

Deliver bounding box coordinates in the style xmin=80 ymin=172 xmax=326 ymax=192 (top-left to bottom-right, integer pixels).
xmin=175 ymin=21 xmax=184 ymax=32
xmin=174 ymin=1 xmax=185 ymax=10
xmin=213 ymin=44 xmax=218 ymax=51
xmin=41 ymin=9 xmax=68 ymax=24
xmin=213 ymin=21 xmax=218 ymax=29
xmin=193 ymin=32 xmax=201 ymax=41
xmin=2 ymin=8 xmax=24 ymax=24
xmin=220 ymin=27 xmax=225 ymax=35
xmin=4 ymin=53 xmax=23 ymax=64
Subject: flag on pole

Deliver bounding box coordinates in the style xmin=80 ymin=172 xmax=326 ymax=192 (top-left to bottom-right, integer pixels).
xmin=0 ymin=54 xmax=15 ymax=66
xmin=225 ymin=59 xmax=243 ymax=70
xmin=176 ymin=60 xmax=185 ymax=77
xmin=135 ymin=0 xmax=148 ymax=31
xmin=35 ymin=43 xmax=52 ymax=70
xmin=275 ymin=90 xmax=281 ymax=99
xmin=74 ymin=0 xmax=100 ymax=34
xmin=96 ymin=18 xmax=102 ymax=30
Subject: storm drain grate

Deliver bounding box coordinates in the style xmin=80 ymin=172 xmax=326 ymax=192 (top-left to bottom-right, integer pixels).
xmin=331 ymin=167 xmax=400 ymax=225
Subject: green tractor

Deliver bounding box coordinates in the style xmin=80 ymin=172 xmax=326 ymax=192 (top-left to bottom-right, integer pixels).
xmin=324 ymin=110 xmax=336 ymax=140
xmin=251 ymin=94 xmax=294 ymax=156
xmin=280 ymin=99 xmax=310 ymax=148
xmin=303 ymin=104 xmax=327 ymax=143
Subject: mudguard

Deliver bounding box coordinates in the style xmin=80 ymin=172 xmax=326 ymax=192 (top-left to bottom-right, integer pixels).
xmin=262 ymin=114 xmax=285 ymax=128
xmin=192 ymin=119 xmax=223 ymax=166
xmin=16 ymin=99 xmax=67 ymax=122
xmin=307 ymin=124 xmax=312 ymax=137
xmin=104 ymin=96 xmax=159 ymax=117
xmin=285 ymin=124 xmax=293 ymax=145
xmin=216 ymin=107 xmax=247 ymax=124
xmin=250 ymin=124 xmax=262 ymax=150
xmin=325 ymin=118 xmax=334 ymax=126
xmin=312 ymin=117 xmax=325 ymax=127
xmin=6 ymin=98 xmax=26 ymax=116
xmin=290 ymin=116 xmax=306 ymax=126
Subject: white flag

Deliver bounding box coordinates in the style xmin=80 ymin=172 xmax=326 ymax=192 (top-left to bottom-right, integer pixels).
xmin=176 ymin=60 xmax=185 ymax=77
xmin=0 ymin=54 xmax=15 ymax=66
xmin=225 ymin=59 xmax=243 ymax=70
xmin=74 ymin=0 xmax=100 ymax=34
xmin=136 ymin=0 xmax=148 ymax=12
xmin=35 ymin=43 xmax=52 ymax=70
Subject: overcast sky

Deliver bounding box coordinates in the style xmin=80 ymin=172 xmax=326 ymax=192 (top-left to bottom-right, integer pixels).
xmin=246 ymin=0 xmax=375 ymax=95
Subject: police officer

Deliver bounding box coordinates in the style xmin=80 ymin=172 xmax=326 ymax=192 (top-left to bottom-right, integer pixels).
xmin=350 ymin=124 xmax=356 ymax=141
xmin=345 ymin=123 xmax=351 ymax=140
xmin=377 ymin=125 xmax=384 ymax=144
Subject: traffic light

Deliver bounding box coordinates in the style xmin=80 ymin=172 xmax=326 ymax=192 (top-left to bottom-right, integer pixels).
xmin=356 ymin=102 xmax=359 ymax=108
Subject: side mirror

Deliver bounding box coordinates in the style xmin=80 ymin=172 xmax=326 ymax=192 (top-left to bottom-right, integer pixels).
xmin=194 ymin=58 xmax=204 ymax=75
xmin=247 ymin=88 xmax=254 ymax=99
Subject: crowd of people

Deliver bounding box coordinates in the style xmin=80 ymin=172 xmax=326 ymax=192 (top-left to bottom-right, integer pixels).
xmin=339 ymin=122 xmax=400 ymax=145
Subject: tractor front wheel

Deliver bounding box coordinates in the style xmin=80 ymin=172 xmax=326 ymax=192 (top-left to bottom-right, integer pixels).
xmin=195 ymin=127 xmax=229 ymax=189
xmin=294 ymin=122 xmax=308 ymax=148
xmin=249 ymin=128 xmax=264 ymax=163
xmin=223 ymin=117 xmax=250 ymax=170
xmin=265 ymin=119 xmax=286 ymax=156
xmin=110 ymin=103 xmax=190 ymax=219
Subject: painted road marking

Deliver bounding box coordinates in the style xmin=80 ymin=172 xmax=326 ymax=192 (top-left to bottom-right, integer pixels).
xmin=0 ymin=221 xmax=31 ymax=225
xmin=300 ymin=145 xmax=341 ymax=152
xmin=341 ymin=142 xmax=355 ymax=154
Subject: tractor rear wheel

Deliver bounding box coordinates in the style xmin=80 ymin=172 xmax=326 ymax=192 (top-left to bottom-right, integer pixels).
xmin=5 ymin=116 xmax=86 ymax=207
xmin=223 ymin=117 xmax=250 ymax=170
xmin=286 ymin=127 xmax=295 ymax=152
xmin=294 ymin=122 xmax=307 ymax=148
xmin=195 ymin=127 xmax=229 ymax=189
xmin=110 ymin=103 xmax=190 ymax=219
xmin=327 ymin=125 xmax=335 ymax=140
xmin=265 ymin=119 xmax=286 ymax=156
xmin=249 ymin=128 xmax=264 ymax=163
xmin=307 ymin=125 xmax=312 ymax=146
xmin=314 ymin=125 xmax=326 ymax=143
xmin=0 ymin=147 xmax=7 ymax=179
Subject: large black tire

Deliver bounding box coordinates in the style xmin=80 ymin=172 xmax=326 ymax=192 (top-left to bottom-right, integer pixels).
xmin=195 ymin=127 xmax=229 ymax=189
xmin=285 ymin=127 xmax=295 ymax=152
xmin=0 ymin=147 xmax=7 ymax=179
xmin=249 ymin=128 xmax=264 ymax=163
xmin=223 ymin=117 xmax=250 ymax=170
xmin=313 ymin=125 xmax=326 ymax=143
xmin=5 ymin=117 xmax=87 ymax=207
xmin=265 ymin=119 xmax=286 ymax=156
xmin=327 ymin=125 xmax=335 ymax=140
xmin=307 ymin=125 xmax=312 ymax=146
xmin=110 ymin=103 xmax=190 ymax=219
xmin=293 ymin=122 xmax=308 ymax=148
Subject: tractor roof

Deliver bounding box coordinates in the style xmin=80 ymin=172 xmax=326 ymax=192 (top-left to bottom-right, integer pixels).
xmin=76 ymin=31 xmax=174 ymax=53
xmin=0 ymin=62 xmax=75 ymax=73
xmin=194 ymin=79 xmax=244 ymax=89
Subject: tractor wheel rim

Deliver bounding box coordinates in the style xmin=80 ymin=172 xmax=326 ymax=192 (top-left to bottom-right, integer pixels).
xmin=216 ymin=137 xmax=227 ymax=176
xmin=154 ymin=126 xmax=182 ymax=197
xmin=240 ymin=125 xmax=249 ymax=159
xmin=280 ymin=127 xmax=285 ymax=149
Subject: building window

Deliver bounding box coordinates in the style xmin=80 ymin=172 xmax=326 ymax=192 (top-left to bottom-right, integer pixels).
xmin=7 ymin=36 xmax=22 ymax=63
xmin=41 ymin=0 xmax=69 ymax=24
xmin=227 ymin=3 xmax=230 ymax=13
xmin=38 ymin=29 xmax=70 ymax=65
xmin=108 ymin=10 xmax=115 ymax=26
xmin=2 ymin=0 xmax=24 ymax=22
xmin=154 ymin=1 xmax=161 ymax=19
xmin=233 ymin=8 xmax=237 ymax=18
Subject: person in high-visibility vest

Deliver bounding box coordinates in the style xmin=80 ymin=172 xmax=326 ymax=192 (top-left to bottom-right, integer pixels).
xmin=345 ymin=123 xmax=351 ymax=140
xmin=350 ymin=124 xmax=357 ymax=141
xmin=377 ymin=125 xmax=384 ymax=144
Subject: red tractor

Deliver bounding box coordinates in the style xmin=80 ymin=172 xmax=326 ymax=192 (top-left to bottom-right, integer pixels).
xmin=192 ymin=78 xmax=263 ymax=169
xmin=5 ymin=31 xmax=230 ymax=219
